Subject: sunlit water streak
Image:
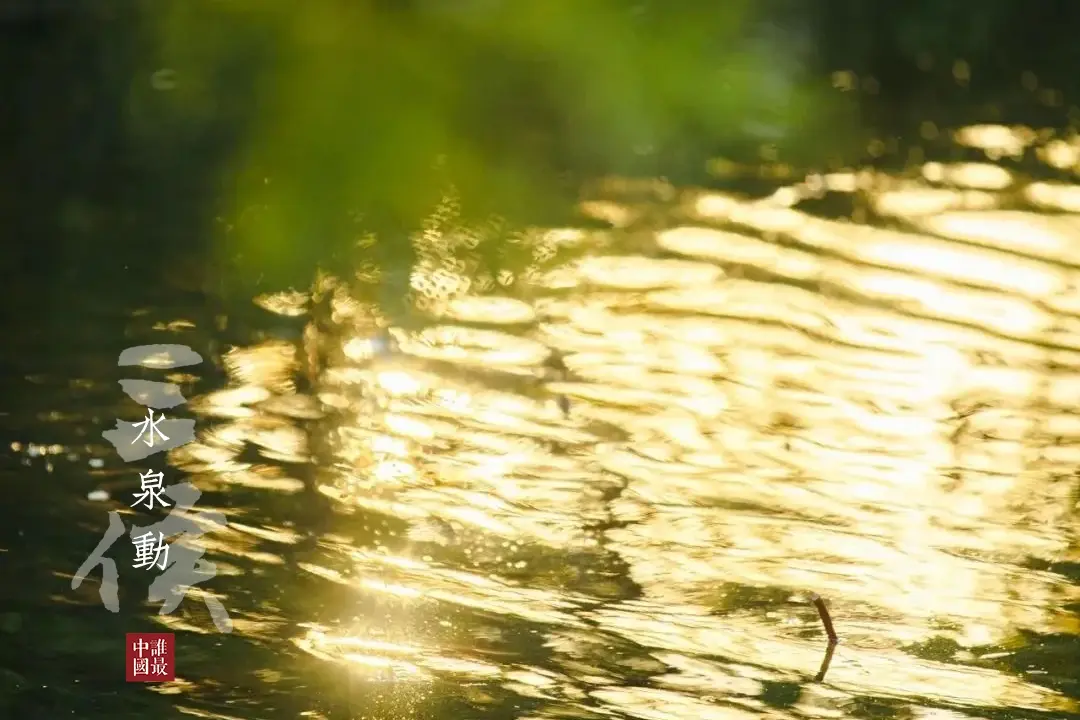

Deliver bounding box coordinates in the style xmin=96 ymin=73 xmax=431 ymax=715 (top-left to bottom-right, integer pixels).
xmin=12 ymin=124 xmax=1080 ymax=719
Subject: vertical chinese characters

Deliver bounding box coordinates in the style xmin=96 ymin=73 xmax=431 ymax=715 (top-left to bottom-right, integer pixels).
xmin=72 ymin=344 xmax=233 ymax=633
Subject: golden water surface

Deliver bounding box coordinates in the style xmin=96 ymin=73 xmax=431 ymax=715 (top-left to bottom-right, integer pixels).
xmin=104 ymin=124 xmax=1080 ymax=718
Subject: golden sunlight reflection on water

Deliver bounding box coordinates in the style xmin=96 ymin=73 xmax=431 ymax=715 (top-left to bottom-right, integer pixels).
xmin=169 ymin=124 xmax=1080 ymax=717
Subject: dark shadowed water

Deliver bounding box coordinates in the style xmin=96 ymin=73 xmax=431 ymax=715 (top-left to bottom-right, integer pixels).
xmin=3 ymin=120 xmax=1080 ymax=720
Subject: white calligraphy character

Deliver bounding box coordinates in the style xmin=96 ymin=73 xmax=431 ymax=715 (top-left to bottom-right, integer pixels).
xmin=131 ymin=470 xmax=171 ymax=510
xmin=131 ymin=409 xmax=170 ymax=447
xmin=132 ymin=531 xmax=169 ymax=571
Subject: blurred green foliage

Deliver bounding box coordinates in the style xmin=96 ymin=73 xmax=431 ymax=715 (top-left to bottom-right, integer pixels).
xmin=8 ymin=0 xmax=1080 ymax=303
xmin=127 ymin=0 xmax=861 ymax=294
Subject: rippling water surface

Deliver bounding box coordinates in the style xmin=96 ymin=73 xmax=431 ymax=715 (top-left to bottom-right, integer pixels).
xmin=6 ymin=124 xmax=1080 ymax=719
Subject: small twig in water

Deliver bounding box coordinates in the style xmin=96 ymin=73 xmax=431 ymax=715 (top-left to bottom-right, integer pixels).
xmin=809 ymin=592 xmax=839 ymax=683
xmin=810 ymin=592 xmax=838 ymax=642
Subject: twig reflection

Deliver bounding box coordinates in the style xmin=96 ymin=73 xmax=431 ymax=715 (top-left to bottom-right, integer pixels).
xmin=814 ymin=638 xmax=839 ymax=682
